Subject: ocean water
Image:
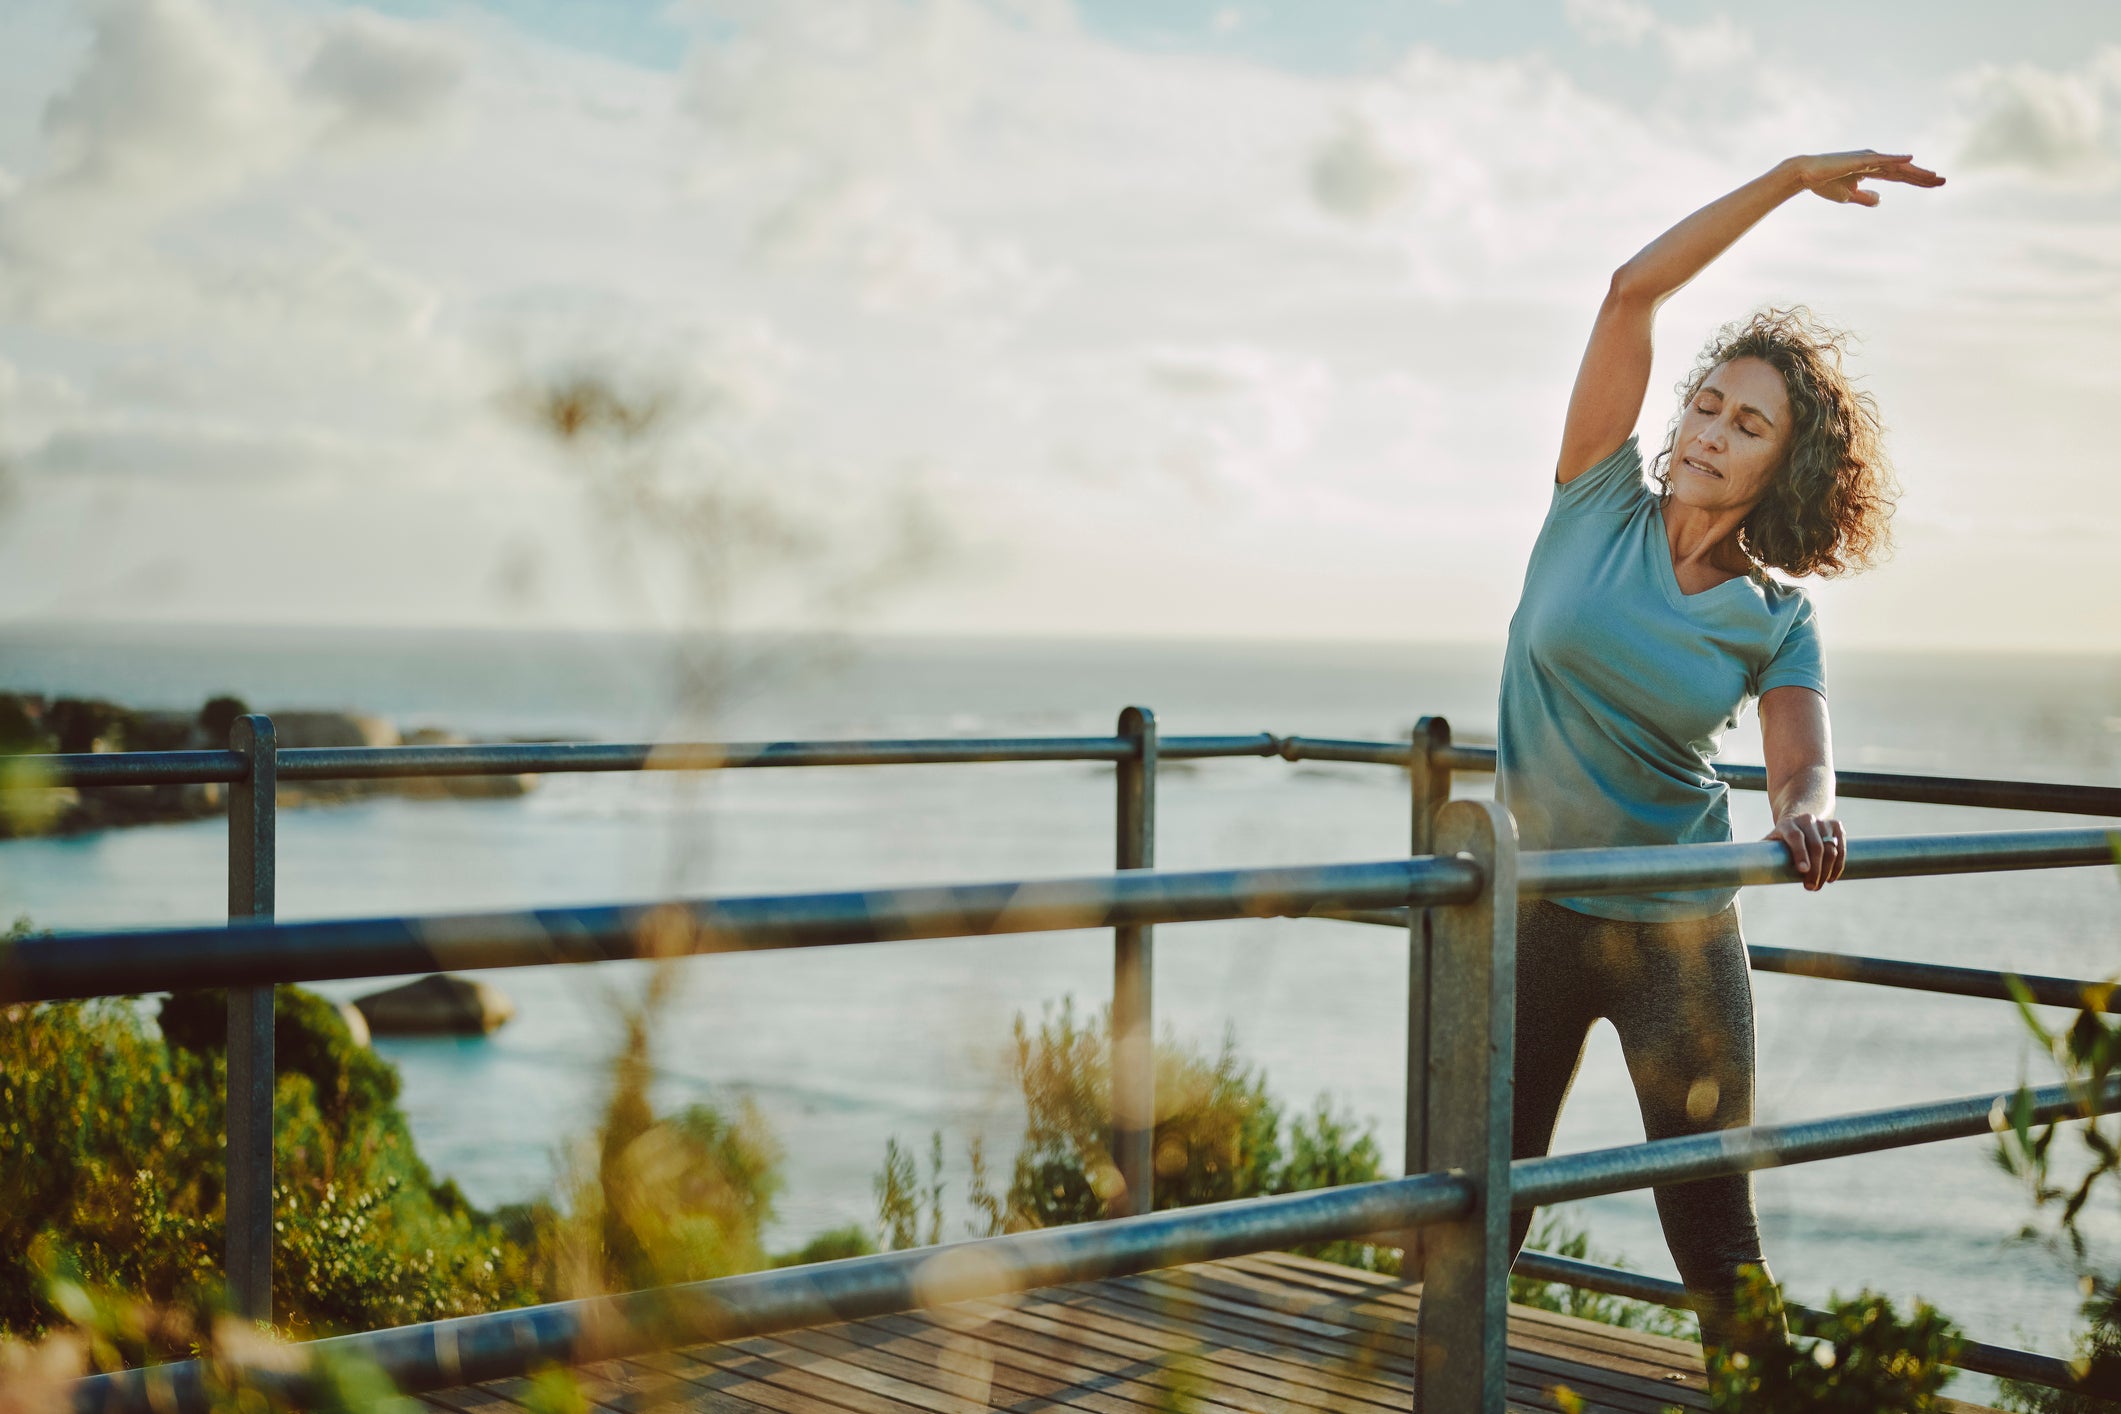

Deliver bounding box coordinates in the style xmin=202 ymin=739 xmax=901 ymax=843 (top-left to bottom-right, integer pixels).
xmin=3 ymin=623 xmax=2119 ymax=1396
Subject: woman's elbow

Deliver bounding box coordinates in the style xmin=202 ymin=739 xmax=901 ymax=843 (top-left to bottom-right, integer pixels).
xmin=1606 ymin=265 xmax=1661 ymax=311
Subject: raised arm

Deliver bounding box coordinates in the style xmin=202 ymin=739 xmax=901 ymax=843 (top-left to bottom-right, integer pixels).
xmin=1555 ymin=151 xmax=1944 ymax=485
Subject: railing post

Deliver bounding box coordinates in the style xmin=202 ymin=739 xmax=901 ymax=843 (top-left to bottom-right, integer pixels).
xmin=1112 ymin=705 xmax=1157 ymax=1217
xmin=1403 ymin=715 xmax=1452 ymax=1274
xmin=1415 ymin=798 xmax=1515 ymax=1414
xmin=226 ymin=714 xmax=277 ymax=1323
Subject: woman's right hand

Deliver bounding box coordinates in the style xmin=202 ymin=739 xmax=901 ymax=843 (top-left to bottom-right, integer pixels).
xmin=1786 ymin=151 xmax=1945 ymax=207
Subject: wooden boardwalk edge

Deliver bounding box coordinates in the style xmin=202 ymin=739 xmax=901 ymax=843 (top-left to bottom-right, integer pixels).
xmin=419 ymin=1249 xmax=2001 ymax=1414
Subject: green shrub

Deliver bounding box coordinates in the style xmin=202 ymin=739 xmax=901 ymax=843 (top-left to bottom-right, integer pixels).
xmin=1697 ymin=1266 xmax=1962 ymax=1413
xmin=0 ymin=978 xmax=533 ymax=1345
xmin=531 ymin=964 xmax=789 ymax=1299
xmin=995 ymin=997 xmax=1290 ymax=1228
xmin=772 ymin=1224 xmax=878 ymax=1268
xmin=876 ymin=997 xmax=1392 ymax=1266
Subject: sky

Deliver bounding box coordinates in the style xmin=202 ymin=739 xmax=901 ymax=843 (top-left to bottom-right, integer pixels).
xmin=1 ymin=0 xmax=2118 ymax=650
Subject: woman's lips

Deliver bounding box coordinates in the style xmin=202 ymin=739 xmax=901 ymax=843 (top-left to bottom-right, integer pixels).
xmin=1683 ymin=456 xmax=1723 ymax=479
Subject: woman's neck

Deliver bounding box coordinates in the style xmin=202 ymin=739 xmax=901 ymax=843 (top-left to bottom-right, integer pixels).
xmin=1661 ymin=496 xmax=1756 ymax=581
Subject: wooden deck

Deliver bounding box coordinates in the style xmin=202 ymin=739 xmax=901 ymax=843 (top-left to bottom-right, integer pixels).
xmin=417 ymin=1251 xmax=1996 ymax=1413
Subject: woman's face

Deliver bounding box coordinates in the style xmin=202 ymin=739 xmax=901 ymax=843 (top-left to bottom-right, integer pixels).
xmin=1669 ymin=356 xmax=1791 ymax=513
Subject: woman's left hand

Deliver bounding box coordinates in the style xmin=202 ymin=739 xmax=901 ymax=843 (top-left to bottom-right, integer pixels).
xmin=1767 ymin=813 xmax=1847 ymax=891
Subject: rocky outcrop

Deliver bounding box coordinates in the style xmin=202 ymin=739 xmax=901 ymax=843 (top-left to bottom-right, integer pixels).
xmin=351 ymin=973 xmax=516 ymax=1035
xmin=272 ymin=715 xmax=533 ymax=805
xmin=0 ymin=693 xmax=538 ymax=838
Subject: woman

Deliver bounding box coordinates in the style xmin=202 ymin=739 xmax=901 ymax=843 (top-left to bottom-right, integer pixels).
xmin=1497 ymin=150 xmax=1944 ymax=1362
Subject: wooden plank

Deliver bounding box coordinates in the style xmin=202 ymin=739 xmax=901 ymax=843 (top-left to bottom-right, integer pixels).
xmin=1155 ymin=1264 xmax=1709 ymax=1409
xmin=789 ymin=1314 xmax=1255 ymax=1414
xmin=853 ymin=1308 xmax=1251 ymax=1414
xmin=974 ymin=1291 xmax=1408 ymax=1411
xmin=418 ymin=1252 xmax=2009 ymax=1413
xmin=1017 ymin=1283 xmax=1636 ymax=1414
xmin=1026 ymin=1284 xmax=1413 ymax=1402
xmin=609 ymin=1355 xmax=823 ymax=1414
xmin=1236 ymin=1251 xmax=1705 ymax=1367
xmin=1170 ymin=1258 xmax=1709 ymax=1385
xmin=1042 ymin=1300 xmax=1409 ymax=1409
xmin=775 ymin=1320 xmax=1179 ymax=1414
xmin=637 ymin=1342 xmax=936 ymax=1414
xmin=1130 ymin=1285 xmax=1692 ymax=1414
xmin=1106 ymin=1270 xmax=1704 ymax=1414
xmin=1238 ymin=1252 xmax=1708 ymax=1365
xmin=713 ymin=1332 xmax=1005 ymax=1414
xmin=927 ymin=1295 xmax=1311 ymax=1414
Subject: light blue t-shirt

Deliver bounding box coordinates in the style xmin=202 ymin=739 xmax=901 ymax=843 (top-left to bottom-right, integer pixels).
xmin=1497 ymin=434 xmax=1826 ymax=921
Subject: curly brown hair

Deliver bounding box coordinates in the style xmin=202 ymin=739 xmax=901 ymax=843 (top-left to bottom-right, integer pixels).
xmin=1650 ymin=306 xmax=1897 ymax=578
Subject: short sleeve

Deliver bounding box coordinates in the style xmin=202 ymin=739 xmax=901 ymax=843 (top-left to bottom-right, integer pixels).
xmin=1552 ymin=435 xmax=1649 ymax=517
xmin=1754 ymin=591 xmax=1826 ymax=699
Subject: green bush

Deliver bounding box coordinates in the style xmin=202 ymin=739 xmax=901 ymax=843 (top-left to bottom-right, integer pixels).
xmin=772 ymin=1224 xmax=878 ymax=1269
xmin=0 ymin=975 xmax=535 ymax=1345
xmin=876 ymin=997 xmax=1393 ymax=1266
xmin=1697 ymin=1266 xmax=1962 ymax=1413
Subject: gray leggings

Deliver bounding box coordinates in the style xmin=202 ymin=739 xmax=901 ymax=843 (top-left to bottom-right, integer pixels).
xmin=1507 ymin=897 xmax=1783 ymax=1355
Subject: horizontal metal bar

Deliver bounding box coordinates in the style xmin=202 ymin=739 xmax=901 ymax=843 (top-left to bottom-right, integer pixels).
xmin=1748 ymin=945 xmax=2121 ymax=1012
xmin=1519 ymin=828 xmax=2116 ymax=900
xmin=1158 ymin=733 xmax=1281 ymax=760
xmin=15 ymin=735 xmax=2121 ymax=819
xmin=1275 ymin=736 xmax=1413 ymax=766
xmin=0 ymin=855 xmax=1485 ymax=1005
xmin=1326 ymin=909 xmax=2121 ymax=1013
xmin=278 ymin=737 xmax=1138 ymax=780
xmin=1436 ymin=743 xmax=1499 ymax=773
xmin=1433 ymin=745 xmax=2121 ymax=818
xmin=1512 ymin=1076 xmax=2121 ymax=1209
xmin=14 ymin=750 xmax=247 ymax=787
xmin=70 ymin=1170 xmax=1477 ymax=1413
xmin=1721 ymin=761 xmax=2121 ymax=818
xmin=9 ymin=828 xmax=2113 ymax=1006
xmin=15 ymin=738 xmax=1141 ymax=788
xmin=1512 ymin=1250 xmax=2092 ymax=1394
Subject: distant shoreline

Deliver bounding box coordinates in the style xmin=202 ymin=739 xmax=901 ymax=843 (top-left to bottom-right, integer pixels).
xmin=0 ymin=689 xmax=535 ymax=839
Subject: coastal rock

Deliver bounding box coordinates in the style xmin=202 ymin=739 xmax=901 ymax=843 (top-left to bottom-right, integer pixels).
xmin=398 ymin=727 xmax=535 ymax=799
xmin=352 ymin=973 xmax=516 ymax=1036
xmin=337 ymin=1000 xmax=373 ymax=1048
xmin=0 ymin=692 xmax=537 ymax=836
xmin=271 ymin=712 xmax=400 ymax=805
xmin=270 ymin=712 xmax=402 ymax=750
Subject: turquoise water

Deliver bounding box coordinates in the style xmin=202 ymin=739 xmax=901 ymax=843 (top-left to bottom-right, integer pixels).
xmin=3 ymin=623 xmax=2118 ymax=1392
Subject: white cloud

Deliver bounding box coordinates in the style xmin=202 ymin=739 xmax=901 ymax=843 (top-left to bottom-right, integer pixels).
xmin=677 ymin=0 xmax=982 ymax=170
xmin=0 ymin=0 xmax=2113 ymax=648
xmin=674 ymin=0 xmax=1057 ymax=310
xmin=746 ymin=172 xmax=1048 ymax=309
xmin=300 ymin=9 xmax=466 ymax=143
xmin=1657 ymin=14 xmax=1754 ymax=71
xmin=21 ymin=419 xmax=374 ymax=484
xmin=1954 ymin=52 xmax=2121 ymax=181
xmin=1562 ymin=0 xmax=1656 ymax=47
xmin=1307 ymin=111 xmax=1416 ymax=223
xmin=4 ymin=0 xmax=300 ymax=251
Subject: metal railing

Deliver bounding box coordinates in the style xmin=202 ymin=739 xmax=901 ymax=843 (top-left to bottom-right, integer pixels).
xmin=8 ymin=710 xmax=2118 ymax=1412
